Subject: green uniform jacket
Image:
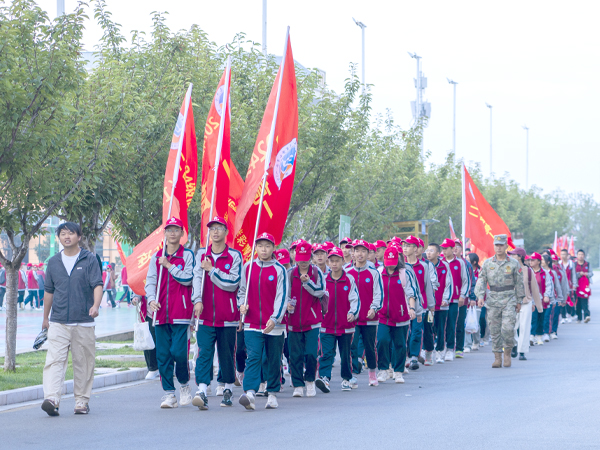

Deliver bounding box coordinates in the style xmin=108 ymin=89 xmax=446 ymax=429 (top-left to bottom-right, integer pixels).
xmin=474 ymin=255 xmax=525 ymax=306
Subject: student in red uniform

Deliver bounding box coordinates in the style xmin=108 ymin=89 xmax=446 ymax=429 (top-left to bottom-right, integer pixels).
xmin=18 ymin=263 xmax=28 ymax=309
xmin=375 ymin=240 xmax=387 ymax=266
xmin=286 ymin=242 xmax=326 ymax=398
xmin=316 ymin=247 xmax=359 ymax=393
xmin=118 ymin=266 xmax=131 ymax=305
xmin=191 ymin=216 xmax=243 ymax=410
xmin=24 ymin=263 xmax=40 ymax=309
xmin=376 ymin=246 xmax=418 ymax=384
xmin=237 ymin=232 xmax=288 ymax=411
xmin=276 ymin=248 xmax=292 ymax=270
xmin=416 ymin=237 xmax=438 ymax=365
xmin=529 ymin=253 xmax=552 ymax=346
xmin=440 ymin=239 xmax=469 ymax=361
xmin=146 ymin=217 xmax=195 ymax=409
xmin=312 ymin=244 xmax=330 ymax=275
xmin=453 ymin=240 xmax=475 ymax=357
xmin=368 ymin=243 xmax=379 ymax=268
xmin=426 ymin=243 xmax=453 ymax=363
xmin=346 ymin=239 xmax=383 ymax=387
xmin=340 ymin=237 xmax=353 ymax=268
xmin=559 ymin=248 xmax=577 ymax=323
xmin=36 ymin=264 xmax=46 ymax=307
xmin=575 ymin=249 xmax=592 ymax=323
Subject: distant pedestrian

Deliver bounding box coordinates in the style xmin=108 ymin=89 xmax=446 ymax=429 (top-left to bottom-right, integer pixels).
xmin=41 ymin=222 xmax=103 ymax=416
xmin=103 ymin=264 xmax=117 ymax=308
xmin=36 ymin=264 xmax=46 ymax=307
xmin=574 ymin=249 xmax=592 ymax=323
xmin=118 ymin=266 xmax=131 ymax=305
xmin=18 ymin=262 xmax=27 ymax=309
xmin=24 ymin=263 xmax=39 ymax=309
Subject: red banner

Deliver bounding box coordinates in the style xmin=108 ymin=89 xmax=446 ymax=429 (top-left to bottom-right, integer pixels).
xmin=233 ymin=32 xmax=298 ymax=260
xmin=128 ymin=85 xmax=197 ymax=295
xmin=464 ymin=165 xmax=514 ymax=260
xmin=200 ymin=61 xmax=234 ymax=246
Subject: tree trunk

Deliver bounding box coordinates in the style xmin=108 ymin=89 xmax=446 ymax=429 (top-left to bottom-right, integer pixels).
xmin=4 ymin=267 xmax=19 ymax=372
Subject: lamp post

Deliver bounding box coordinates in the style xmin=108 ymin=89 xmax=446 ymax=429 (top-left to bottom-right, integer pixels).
xmin=57 ymin=0 xmax=64 ymax=15
xmin=262 ymin=0 xmax=267 ymax=56
xmin=485 ymin=103 xmax=493 ymax=176
xmin=522 ymin=125 xmax=529 ymax=189
xmin=447 ymin=78 xmax=458 ymax=156
xmin=352 ymin=18 xmax=366 ymax=95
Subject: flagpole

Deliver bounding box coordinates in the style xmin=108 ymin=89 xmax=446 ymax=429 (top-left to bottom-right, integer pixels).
xmin=241 ymin=27 xmax=290 ymax=321
xmin=195 ymin=58 xmax=232 ymax=331
xmin=461 ymin=163 xmax=466 ymax=259
xmin=153 ymin=83 xmax=193 ymax=326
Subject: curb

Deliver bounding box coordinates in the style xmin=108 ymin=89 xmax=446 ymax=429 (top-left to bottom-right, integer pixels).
xmin=0 ymin=367 xmax=149 ymax=407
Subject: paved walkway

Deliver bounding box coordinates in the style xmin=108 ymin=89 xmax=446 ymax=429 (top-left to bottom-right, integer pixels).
xmin=0 ymin=305 xmax=137 ymax=357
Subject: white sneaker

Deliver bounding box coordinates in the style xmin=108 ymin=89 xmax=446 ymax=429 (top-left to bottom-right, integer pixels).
xmin=160 ymin=393 xmax=178 ymax=408
xmin=292 ymin=387 xmax=304 ymax=398
xmin=206 ymin=385 xmax=212 ymax=396
xmin=566 ymin=317 xmax=572 ymax=323
xmin=530 ymin=336 xmax=535 ymax=346
xmin=550 ymin=332 xmax=558 ymax=340
xmin=560 ymin=318 xmax=565 ymax=324
xmin=424 ymin=351 xmax=433 ymax=366
xmin=341 ymin=380 xmax=351 ymax=391
xmin=436 ymin=350 xmax=445 ymax=364
xmin=306 ymin=381 xmax=316 ymax=397
xmin=387 ymin=367 xmax=394 ymax=379
xmin=543 ymin=334 xmax=550 ymax=342
xmin=445 ymin=350 xmax=454 ymax=361
xmin=464 ymin=347 xmax=471 ymax=353
xmin=377 ymin=370 xmax=389 ymax=383
xmin=215 ymin=385 xmax=225 ymax=396
xmin=471 ymin=344 xmax=479 ymax=351
xmin=393 ymin=372 xmax=405 ymax=384
xmin=257 ymin=382 xmax=267 ymax=396
xmin=349 ymin=377 xmax=358 ymax=389
xmin=536 ymin=336 xmax=544 ymax=346
xmin=145 ymin=369 xmax=159 ymax=380
xmin=179 ymin=384 xmax=192 ymax=406
xmin=266 ymin=393 xmax=278 ymax=409
xmin=235 ymin=371 xmax=244 ymax=387
xmin=239 ymin=391 xmax=255 ymax=411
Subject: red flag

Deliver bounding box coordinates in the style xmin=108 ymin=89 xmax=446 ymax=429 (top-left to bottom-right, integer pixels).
xmin=233 ymin=31 xmax=298 ymax=260
xmin=163 ymin=84 xmax=198 ymax=233
xmin=449 ymin=217 xmax=457 ymax=240
xmin=569 ymin=235 xmax=575 ymax=256
xmin=200 ymin=60 xmax=234 ymax=246
xmin=463 ymin=165 xmax=514 ymax=260
xmin=128 ymin=85 xmax=197 ymax=295
xmin=115 ymin=240 xmax=127 ymax=266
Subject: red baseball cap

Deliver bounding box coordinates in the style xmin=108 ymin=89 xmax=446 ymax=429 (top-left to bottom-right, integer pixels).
xmin=27 ymin=263 xmax=33 ymax=268
xmin=339 ymin=237 xmax=351 ymax=245
xmin=328 ymin=247 xmax=344 ymax=259
xmin=324 ymin=241 xmax=335 ymax=250
xmin=384 ymin=246 xmax=400 ymax=266
xmin=417 ymin=238 xmax=425 ymax=248
xmin=256 ymin=232 xmax=275 ymax=245
xmin=207 ymin=216 xmax=227 ymax=228
xmin=352 ymin=239 xmax=369 ymax=250
xmin=389 ymin=242 xmax=404 ymax=253
xmin=404 ymin=235 xmax=420 ymax=246
xmin=164 ymin=217 xmax=184 ymax=229
xmin=440 ymin=238 xmax=456 ymax=248
xmin=368 ymin=243 xmax=376 ymax=252
xmin=375 ymin=240 xmax=387 ymax=249
xmin=290 ymin=239 xmax=302 ymax=250
xmin=508 ymin=248 xmax=526 ymax=258
xmin=275 ymin=249 xmax=290 ymax=264
xmin=313 ymin=244 xmax=327 ymax=254
xmin=454 ymin=239 xmax=464 ymax=247
xmin=295 ymin=242 xmax=313 ymax=262
xmin=530 ymin=252 xmax=542 ymax=261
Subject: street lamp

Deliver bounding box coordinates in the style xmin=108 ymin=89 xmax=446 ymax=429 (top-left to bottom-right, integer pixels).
xmin=522 ymin=125 xmax=529 ymax=189
xmin=485 ymin=103 xmax=493 ymax=176
xmin=447 ymin=78 xmax=458 ymax=156
xmin=262 ymin=0 xmax=267 ymax=56
xmin=352 ymin=18 xmax=366 ymax=95
xmin=409 ymin=52 xmax=430 ymax=156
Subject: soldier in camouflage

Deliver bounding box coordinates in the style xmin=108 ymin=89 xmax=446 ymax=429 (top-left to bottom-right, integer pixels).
xmin=475 ymin=234 xmax=525 ymax=368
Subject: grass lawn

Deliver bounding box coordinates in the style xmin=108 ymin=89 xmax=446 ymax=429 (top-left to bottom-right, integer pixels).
xmin=0 ymin=343 xmax=147 ymax=392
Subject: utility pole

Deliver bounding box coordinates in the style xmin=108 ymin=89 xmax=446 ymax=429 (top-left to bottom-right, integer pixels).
xmin=353 ymin=18 xmax=366 ymax=95
xmin=409 ymin=52 xmax=431 ymax=156
xmin=262 ymin=0 xmax=267 ymax=56
xmin=522 ymin=125 xmax=529 ymax=189
xmin=485 ymin=103 xmax=493 ymax=176
xmin=447 ymin=78 xmax=458 ymax=156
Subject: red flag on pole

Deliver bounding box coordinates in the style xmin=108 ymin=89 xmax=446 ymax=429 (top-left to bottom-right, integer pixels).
xmin=569 ymin=235 xmax=575 ymax=256
xmin=233 ymin=30 xmax=298 ymax=261
xmin=128 ymin=85 xmax=197 ymax=295
xmin=200 ymin=60 xmax=235 ymax=246
xmin=463 ymin=164 xmax=514 ymax=260
xmin=449 ymin=217 xmax=457 ymax=240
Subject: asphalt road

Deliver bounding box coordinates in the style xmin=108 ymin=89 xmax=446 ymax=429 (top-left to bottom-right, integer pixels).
xmin=3 ymin=301 xmax=599 ymax=450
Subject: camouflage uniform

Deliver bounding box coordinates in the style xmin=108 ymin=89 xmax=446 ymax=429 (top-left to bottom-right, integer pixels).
xmin=474 ymin=237 xmax=525 ymax=354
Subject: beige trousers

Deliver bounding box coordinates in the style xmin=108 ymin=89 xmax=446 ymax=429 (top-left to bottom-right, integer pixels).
xmin=43 ymin=323 xmax=96 ymax=405
xmin=514 ymin=302 xmax=534 ymax=354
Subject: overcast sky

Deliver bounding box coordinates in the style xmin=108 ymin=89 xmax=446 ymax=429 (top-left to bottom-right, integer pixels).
xmin=39 ymin=0 xmax=600 ymax=200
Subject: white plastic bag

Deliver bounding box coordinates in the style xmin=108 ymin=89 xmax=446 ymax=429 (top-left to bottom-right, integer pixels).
xmin=133 ymin=306 xmax=155 ymax=351
xmin=465 ymin=306 xmax=479 ymax=334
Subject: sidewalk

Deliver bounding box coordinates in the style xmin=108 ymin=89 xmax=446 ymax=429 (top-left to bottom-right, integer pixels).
xmin=0 ymin=305 xmax=137 ymax=357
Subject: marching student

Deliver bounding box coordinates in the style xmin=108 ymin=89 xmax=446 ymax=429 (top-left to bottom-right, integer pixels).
xmin=237 ymin=232 xmax=288 ymax=411
xmin=541 ymin=254 xmax=563 ymax=342
xmin=550 ymin=253 xmax=568 ymax=339
xmin=426 ymin=243 xmax=453 ymax=363
xmin=417 ymin=237 xmax=439 ymax=364
xmin=440 ymin=239 xmax=469 ymax=361
xmin=316 ymin=247 xmax=359 ymax=392
xmin=340 ymin=237 xmax=353 ymax=269
xmin=559 ymin=248 xmax=577 ymax=322
xmin=376 ymin=246 xmax=418 ymax=384
xmin=507 ymin=248 xmax=542 ymax=360
xmin=368 ymin=243 xmax=379 ymax=268
xmin=403 ymin=236 xmax=435 ymax=368
xmin=24 ymin=263 xmax=39 ymax=309
xmin=375 ymin=240 xmax=387 ymax=266
xmin=191 ymin=216 xmax=243 ymax=410
xmin=36 ymin=264 xmax=46 ymax=307
xmin=574 ymin=249 xmax=592 ymax=323
xmin=18 ymin=263 xmax=27 ymax=309
xmin=276 ymin=248 xmax=292 ymax=270
xmin=346 ymin=239 xmax=383 ymax=387
xmin=313 ymin=244 xmax=330 ymax=275
xmin=286 ymin=241 xmax=326 ymax=398
xmin=146 ymin=217 xmax=195 ymax=409
xmin=453 ymin=240 xmax=475 ymax=357
xmin=529 ymin=253 xmax=552 ymax=346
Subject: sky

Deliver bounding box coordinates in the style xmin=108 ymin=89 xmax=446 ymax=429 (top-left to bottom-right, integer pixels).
xmin=37 ymin=0 xmax=600 ymax=200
